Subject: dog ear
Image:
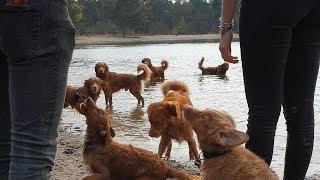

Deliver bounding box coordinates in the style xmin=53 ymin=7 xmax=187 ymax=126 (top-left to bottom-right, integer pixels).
xmin=217 ymin=130 xmax=249 ymax=148
xmin=162 ymin=103 xmax=178 ymax=117
xmin=76 ymin=93 xmax=86 ymax=103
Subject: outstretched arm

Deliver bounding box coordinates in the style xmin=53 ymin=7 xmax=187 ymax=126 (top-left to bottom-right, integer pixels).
xmin=219 ymin=0 xmax=239 ymax=64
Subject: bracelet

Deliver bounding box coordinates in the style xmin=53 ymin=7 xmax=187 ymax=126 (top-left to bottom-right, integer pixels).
xmin=219 ymin=17 xmax=234 ymax=26
xmin=219 ymin=17 xmax=234 ymax=34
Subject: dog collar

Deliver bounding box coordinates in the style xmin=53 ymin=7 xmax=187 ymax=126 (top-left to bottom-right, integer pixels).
xmin=84 ymin=140 xmax=94 ymax=151
xmin=202 ymin=149 xmax=231 ymax=159
xmin=194 ymin=149 xmax=232 ymax=169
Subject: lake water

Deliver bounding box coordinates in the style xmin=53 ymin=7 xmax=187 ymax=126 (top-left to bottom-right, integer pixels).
xmin=61 ymin=42 xmax=320 ymax=178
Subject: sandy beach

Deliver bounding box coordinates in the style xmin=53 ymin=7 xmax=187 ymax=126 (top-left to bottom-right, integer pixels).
xmin=52 ymin=125 xmax=200 ymax=180
xmin=75 ymin=34 xmax=239 ymax=46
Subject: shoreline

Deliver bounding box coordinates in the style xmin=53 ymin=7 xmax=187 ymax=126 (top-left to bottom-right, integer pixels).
xmin=75 ymin=34 xmax=240 ymax=47
xmin=53 ymin=124 xmax=320 ymax=180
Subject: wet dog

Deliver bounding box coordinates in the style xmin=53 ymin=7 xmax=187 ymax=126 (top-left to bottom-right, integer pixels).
xmin=80 ymin=97 xmax=194 ymax=180
xmin=183 ymin=106 xmax=279 ymax=180
xmin=95 ymin=62 xmax=151 ymax=107
xmin=147 ymin=80 xmax=199 ymax=161
xmin=142 ymin=58 xmax=168 ymax=81
xmin=64 ymin=77 xmax=104 ymax=113
xmin=198 ymin=57 xmax=229 ymax=75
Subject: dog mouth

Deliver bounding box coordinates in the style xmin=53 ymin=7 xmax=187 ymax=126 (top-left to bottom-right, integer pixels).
xmin=92 ymin=86 xmax=99 ymax=94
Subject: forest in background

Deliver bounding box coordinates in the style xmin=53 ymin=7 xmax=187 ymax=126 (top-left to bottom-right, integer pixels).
xmin=68 ymin=0 xmax=240 ymax=36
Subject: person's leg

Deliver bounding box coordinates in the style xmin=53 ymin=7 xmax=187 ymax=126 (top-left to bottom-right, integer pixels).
xmin=239 ymin=0 xmax=316 ymax=166
xmin=0 ymin=52 xmax=10 ymax=180
xmin=282 ymin=2 xmax=320 ymax=179
xmin=239 ymin=0 xmax=289 ymax=165
xmin=0 ymin=0 xmax=75 ymax=179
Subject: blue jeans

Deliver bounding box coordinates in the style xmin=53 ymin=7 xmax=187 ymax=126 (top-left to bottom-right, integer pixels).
xmin=0 ymin=0 xmax=74 ymax=179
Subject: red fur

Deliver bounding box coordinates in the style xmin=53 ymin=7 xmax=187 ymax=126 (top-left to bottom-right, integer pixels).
xmin=142 ymin=58 xmax=168 ymax=81
xmin=95 ymin=62 xmax=151 ymax=107
xmin=198 ymin=57 xmax=229 ymax=75
xmin=80 ymin=98 xmax=195 ymax=180
xmin=64 ymin=77 xmax=103 ymax=114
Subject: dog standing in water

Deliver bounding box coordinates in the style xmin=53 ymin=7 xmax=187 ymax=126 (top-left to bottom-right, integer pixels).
xmin=95 ymin=62 xmax=151 ymax=107
xmin=183 ymin=105 xmax=278 ymax=180
xmin=147 ymin=80 xmax=199 ymax=161
xmin=142 ymin=58 xmax=168 ymax=81
xmin=64 ymin=77 xmax=104 ymax=113
xmin=198 ymin=57 xmax=229 ymax=75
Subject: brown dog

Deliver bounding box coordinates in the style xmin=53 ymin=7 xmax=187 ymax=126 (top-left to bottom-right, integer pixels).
xmin=142 ymin=58 xmax=168 ymax=81
xmin=95 ymin=62 xmax=151 ymax=107
xmin=64 ymin=77 xmax=104 ymax=113
xmin=183 ymin=106 xmax=279 ymax=180
xmin=198 ymin=57 xmax=229 ymax=75
xmin=80 ymin=97 xmax=194 ymax=180
xmin=147 ymin=80 xmax=199 ymax=161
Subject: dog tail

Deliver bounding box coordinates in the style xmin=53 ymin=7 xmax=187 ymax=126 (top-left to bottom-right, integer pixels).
xmin=161 ymin=80 xmax=189 ymax=97
xmin=198 ymin=57 xmax=205 ymax=70
xmin=137 ymin=63 xmax=151 ymax=82
xmin=167 ymin=167 xmax=192 ymax=180
xmin=161 ymin=59 xmax=169 ymax=70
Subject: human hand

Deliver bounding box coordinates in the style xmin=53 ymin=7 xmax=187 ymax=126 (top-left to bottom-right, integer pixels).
xmin=219 ymin=30 xmax=239 ymax=64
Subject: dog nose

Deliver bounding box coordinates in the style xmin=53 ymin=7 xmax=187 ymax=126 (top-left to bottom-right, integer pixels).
xmin=99 ymin=69 xmax=103 ymax=74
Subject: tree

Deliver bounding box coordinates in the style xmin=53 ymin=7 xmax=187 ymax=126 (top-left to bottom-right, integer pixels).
xmin=113 ymin=0 xmax=148 ymax=37
xmin=68 ymin=0 xmax=83 ymax=25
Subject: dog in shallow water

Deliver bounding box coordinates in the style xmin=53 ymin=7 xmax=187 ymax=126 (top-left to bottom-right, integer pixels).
xmin=183 ymin=105 xmax=279 ymax=180
xmin=147 ymin=80 xmax=199 ymax=161
xmin=198 ymin=57 xmax=229 ymax=75
xmin=142 ymin=58 xmax=168 ymax=81
xmin=95 ymin=62 xmax=151 ymax=107
xmin=64 ymin=77 xmax=104 ymax=113
xmin=80 ymin=97 xmax=195 ymax=180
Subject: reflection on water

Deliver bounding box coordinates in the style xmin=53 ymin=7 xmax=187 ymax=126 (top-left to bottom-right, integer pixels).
xmin=61 ymin=42 xmax=320 ymax=177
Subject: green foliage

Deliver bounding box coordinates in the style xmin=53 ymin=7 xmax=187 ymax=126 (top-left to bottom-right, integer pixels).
xmin=68 ymin=0 xmax=83 ymax=24
xmin=68 ymin=0 xmax=240 ymax=35
xmin=113 ymin=0 xmax=148 ymax=37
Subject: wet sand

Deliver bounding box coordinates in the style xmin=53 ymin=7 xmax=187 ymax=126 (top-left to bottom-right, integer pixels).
xmin=75 ymin=34 xmax=239 ymax=46
xmin=52 ymin=125 xmax=200 ymax=180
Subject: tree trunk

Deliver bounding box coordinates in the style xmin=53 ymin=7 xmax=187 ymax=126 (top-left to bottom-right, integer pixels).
xmin=122 ymin=26 xmax=126 ymax=37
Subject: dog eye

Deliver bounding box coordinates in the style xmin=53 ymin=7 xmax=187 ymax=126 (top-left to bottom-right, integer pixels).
xmin=200 ymin=114 xmax=206 ymax=120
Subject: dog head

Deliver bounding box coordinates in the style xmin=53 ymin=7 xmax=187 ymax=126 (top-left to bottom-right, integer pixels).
xmin=142 ymin=58 xmax=152 ymax=67
xmin=217 ymin=63 xmax=229 ymax=74
xmin=95 ymin=62 xmax=109 ymax=79
xmin=147 ymin=101 xmax=181 ymax=138
xmin=183 ymin=105 xmax=248 ymax=152
xmin=84 ymin=77 xmax=103 ymax=95
xmin=80 ymin=97 xmax=115 ymax=138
